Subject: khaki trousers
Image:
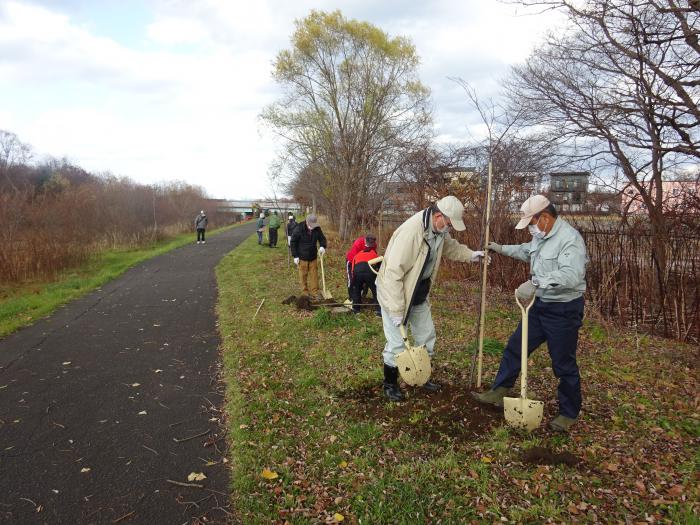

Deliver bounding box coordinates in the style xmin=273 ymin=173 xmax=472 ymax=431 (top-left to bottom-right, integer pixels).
xmin=298 ymin=259 xmax=319 ymax=296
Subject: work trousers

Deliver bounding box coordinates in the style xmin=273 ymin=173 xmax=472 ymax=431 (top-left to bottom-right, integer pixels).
xmin=298 ymin=259 xmax=319 ymax=296
xmin=269 ymin=227 xmax=279 ymax=247
xmin=381 ymin=301 xmax=436 ymax=367
xmin=492 ymin=296 xmax=584 ymax=419
xmin=257 ymin=230 xmax=263 ymax=244
xmin=350 ymin=271 xmax=379 ymax=313
xmin=196 ymin=228 xmax=206 ymax=242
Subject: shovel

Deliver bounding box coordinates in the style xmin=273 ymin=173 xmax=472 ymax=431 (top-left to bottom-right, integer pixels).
xmin=395 ymin=324 xmax=431 ymax=387
xmin=318 ymin=251 xmax=333 ymax=300
xmin=503 ymin=292 xmax=543 ymax=431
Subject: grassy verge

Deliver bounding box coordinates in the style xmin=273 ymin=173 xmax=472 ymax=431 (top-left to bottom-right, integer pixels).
xmin=217 ymin=231 xmax=699 ymax=524
xmin=0 ymin=223 xmax=241 ymax=338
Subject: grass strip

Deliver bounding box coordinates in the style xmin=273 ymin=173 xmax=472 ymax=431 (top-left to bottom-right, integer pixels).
xmin=0 ymin=223 xmax=241 ymax=338
xmin=217 ymin=232 xmax=699 ymax=524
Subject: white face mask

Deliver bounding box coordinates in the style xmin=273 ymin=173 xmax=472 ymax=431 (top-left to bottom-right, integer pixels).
xmin=528 ymin=217 xmax=547 ymax=239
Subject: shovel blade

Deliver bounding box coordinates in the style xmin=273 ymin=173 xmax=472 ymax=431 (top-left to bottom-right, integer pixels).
xmin=503 ymin=396 xmax=544 ymax=431
xmin=395 ymin=345 xmax=431 ymax=386
xmin=321 ymin=291 xmax=333 ymax=300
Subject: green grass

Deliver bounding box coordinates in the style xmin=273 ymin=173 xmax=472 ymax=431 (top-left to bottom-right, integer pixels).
xmin=0 ymin=223 xmax=241 ymax=338
xmin=217 ymin=232 xmax=700 ymax=524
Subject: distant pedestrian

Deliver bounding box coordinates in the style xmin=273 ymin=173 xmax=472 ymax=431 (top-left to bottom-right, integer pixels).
xmin=345 ymin=234 xmax=377 ymax=300
xmin=349 ymin=236 xmax=381 ymax=315
xmin=286 ymin=214 xmax=297 ymax=246
xmin=195 ymin=210 xmax=208 ymax=244
xmin=290 ymin=214 xmax=327 ymax=298
xmin=268 ymin=211 xmax=281 ymax=247
xmin=256 ymin=212 xmax=265 ymax=245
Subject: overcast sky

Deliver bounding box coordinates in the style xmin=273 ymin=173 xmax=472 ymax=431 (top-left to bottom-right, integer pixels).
xmin=0 ymin=0 xmax=563 ymax=199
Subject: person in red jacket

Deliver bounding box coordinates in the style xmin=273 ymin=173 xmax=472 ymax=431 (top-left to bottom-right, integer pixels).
xmin=345 ymin=234 xmax=377 ymax=299
xmin=350 ymin=245 xmax=382 ymax=315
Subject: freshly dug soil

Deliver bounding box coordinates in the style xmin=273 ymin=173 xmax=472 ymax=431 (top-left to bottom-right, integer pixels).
xmin=522 ymin=446 xmax=580 ymax=466
xmin=340 ymin=380 xmax=501 ymax=442
xmin=282 ymin=295 xmax=314 ymax=311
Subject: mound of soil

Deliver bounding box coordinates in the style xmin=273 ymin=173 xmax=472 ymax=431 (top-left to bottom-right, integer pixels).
xmin=339 ymin=381 xmax=501 ymax=442
xmin=281 ymin=295 xmax=314 ymax=311
xmin=522 ymin=446 xmax=580 ymax=466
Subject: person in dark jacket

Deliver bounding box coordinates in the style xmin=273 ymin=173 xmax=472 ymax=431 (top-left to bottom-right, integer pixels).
xmin=349 ymin=238 xmax=381 ymax=315
xmin=256 ymin=212 xmax=265 ymax=245
xmin=195 ymin=210 xmax=208 ymax=244
xmin=286 ymin=214 xmax=297 ymax=247
xmin=290 ymin=214 xmax=327 ymax=297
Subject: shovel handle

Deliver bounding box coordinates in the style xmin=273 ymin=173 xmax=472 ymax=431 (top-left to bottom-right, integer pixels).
xmin=399 ymin=324 xmax=411 ymax=350
xmin=515 ymin=292 xmax=536 ymax=400
xmin=367 ymin=256 xmax=384 ymax=275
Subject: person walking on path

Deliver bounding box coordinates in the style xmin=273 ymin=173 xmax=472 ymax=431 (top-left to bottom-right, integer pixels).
xmin=345 ymin=234 xmax=377 ymax=300
xmin=195 ymin=210 xmax=208 ymax=244
xmin=256 ymin=212 xmax=265 ymax=245
xmin=472 ymin=195 xmax=588 ymax=433
xmin=290 ymin=214 xmax=327 ymax=298
xmin=286 ymin=214 xmax=298 ymax=247
xmin=349 ymin=238 xmax=381 ymax=316
xmin=268 ymin=211 xmax=282 ymax=247
xmin=376 ymin=196 xmax=487 ymax=401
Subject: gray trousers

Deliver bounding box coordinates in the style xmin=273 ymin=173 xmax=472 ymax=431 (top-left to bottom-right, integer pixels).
xmin=381 ymin=301 xmax=436 ymax=367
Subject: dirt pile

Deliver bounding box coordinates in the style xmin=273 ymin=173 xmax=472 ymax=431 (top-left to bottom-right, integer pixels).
xmin=282 ymin=295 xmax=314 ymax=311
xmin=522 ymin=446 xmax=580 ymax=466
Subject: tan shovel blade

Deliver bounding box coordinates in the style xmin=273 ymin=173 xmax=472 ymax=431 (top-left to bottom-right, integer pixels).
xmin=503 ymin=396 xmax=544 ymax=431
xmin=395 ymin=344 xmax=431 ymax=386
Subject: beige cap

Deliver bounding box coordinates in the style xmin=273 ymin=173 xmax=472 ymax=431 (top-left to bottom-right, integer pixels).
xmin=515 ymin=195 xmax=550 ymax=229
xmin=435 ymin=196 xmax=466 ymax=231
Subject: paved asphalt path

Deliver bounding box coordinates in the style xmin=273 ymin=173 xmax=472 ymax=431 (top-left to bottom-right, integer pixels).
xmin=0 ymin=222 xmax=257 ymax=524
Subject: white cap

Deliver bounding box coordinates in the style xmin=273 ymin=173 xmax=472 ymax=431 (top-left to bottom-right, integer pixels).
xmin=259 ymin=212 xmax=265 ymax=218
xmin=515 ymin=195 xmax=550 ymax=229
xmin=200 ymin=210 xmax=205 ymax=214
xmin=435 ymin=196 xmax=466 ymax=231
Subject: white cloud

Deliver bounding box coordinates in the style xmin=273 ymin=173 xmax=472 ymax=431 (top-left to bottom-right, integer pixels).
xmin=0 ymin=0 xmax=565 ymax=198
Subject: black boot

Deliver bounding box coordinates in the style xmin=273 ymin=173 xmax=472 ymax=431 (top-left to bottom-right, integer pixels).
xmin=383 ymin=364 xmax=405 ymax=402
xmin=422 ymin=380 xmax=441 ymax=392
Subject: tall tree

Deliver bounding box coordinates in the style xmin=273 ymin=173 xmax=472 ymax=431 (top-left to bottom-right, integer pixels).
xmin=262 ymin=10 xmax=432 ymax=239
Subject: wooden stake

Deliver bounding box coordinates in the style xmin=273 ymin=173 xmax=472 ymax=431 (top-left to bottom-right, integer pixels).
xmin=476 ymin=160 xmax=494 ymax=388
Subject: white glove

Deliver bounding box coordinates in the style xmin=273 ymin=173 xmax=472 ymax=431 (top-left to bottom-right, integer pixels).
xmin=294 ymin=257 xmax=300 ymax=265
xmin=390 ymin=315 xmax=402 ymax=327
xmin=470 ymin=251 xmax=491 ymax=264
xmin=318 ymin=247 xmax=326 ymax=256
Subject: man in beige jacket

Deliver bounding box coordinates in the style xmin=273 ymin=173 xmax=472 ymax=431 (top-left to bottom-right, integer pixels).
xmin=376 ymin=196 xmax=486 ymax=401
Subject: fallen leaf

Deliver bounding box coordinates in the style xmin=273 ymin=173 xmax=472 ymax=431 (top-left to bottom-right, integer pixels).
xmin=567 ymin=503 xmax=579 ymax=514
xmin=138 ymin=411 xmax=147 ymax=415
xmin=80 ymin=467 xmax=91 ymax=473
xmin=481 ymin=456 xmax=493 ymax=464
xmin=338 ymin=461 xmax=348 ymax=468
xmin=261 ymin=468 xmax=279 ymax=480
xmin=187 ymin=472 xmax=207 ymax=482
xmin=334 ymin=513 xmax=345 ymax=522
xmin=667 ymin=485 xmax=683 ymax=497
xmin=603 ymin=462 xmax=619 ymax=472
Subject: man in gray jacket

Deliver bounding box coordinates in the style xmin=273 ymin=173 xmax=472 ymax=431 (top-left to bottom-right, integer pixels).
xmin=473 ymin=195 xmax=587 ymax=432
xmin=195 ymin=211 xmax=208 ymax=244
xmin=376 ymin=196 xmax=486 ymax=401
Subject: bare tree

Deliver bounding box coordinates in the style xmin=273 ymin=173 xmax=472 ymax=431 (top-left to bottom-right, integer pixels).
xmin=506 ymin=0 xmax=700 ymax=331
xmin=0 ymin=130 xmax=32 ymax=192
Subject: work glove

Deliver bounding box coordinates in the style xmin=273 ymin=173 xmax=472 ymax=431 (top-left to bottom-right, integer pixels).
xmin=294 ymin=257 xmax=300 ymax=265
xmin=515 ymin=280 xmax=537 ymax=304
xmin=487 ymin=241 xmax=503 ymax=254
xmin=470 ymin=250 xmax=491 ymax=264
xmin=318 ymin=247 xmax=326 ymax=256
xmin=389 ymin=315 xmax=403 ymax=327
